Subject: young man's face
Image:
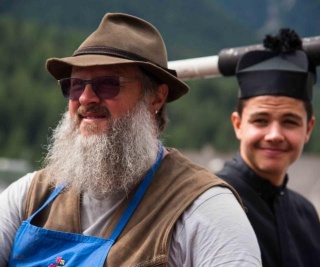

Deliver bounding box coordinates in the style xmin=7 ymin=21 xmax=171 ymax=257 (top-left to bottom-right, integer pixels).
xmin=232 ymin=95 xmax=315 ymax=185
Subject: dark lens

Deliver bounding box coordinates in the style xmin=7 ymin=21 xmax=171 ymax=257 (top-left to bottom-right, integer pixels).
xmin=69 ymin=79 xmax=86 ymax=100
xmin=59 ymin=79 xmax=71 ymax=99
xmin=93 ymin=77 xmax=120 ymax=99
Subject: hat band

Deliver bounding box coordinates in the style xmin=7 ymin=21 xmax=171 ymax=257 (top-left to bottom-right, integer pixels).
xmin=73 ymin=46 xmax=177 ymax=77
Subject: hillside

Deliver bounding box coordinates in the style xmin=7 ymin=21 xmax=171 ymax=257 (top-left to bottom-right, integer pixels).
xmin=0 ymin=0 xmax=320 ymax=169
xmin=217 ymin=0 xmax=320 ymax=38
xmin=0 ymin=0 xmax=258 ymax=59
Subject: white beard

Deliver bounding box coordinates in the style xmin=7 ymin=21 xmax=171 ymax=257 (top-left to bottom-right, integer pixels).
xmin=43 ymin=99 xmax=159 ymax=197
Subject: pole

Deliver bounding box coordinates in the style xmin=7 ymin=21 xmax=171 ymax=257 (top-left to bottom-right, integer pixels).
xmin=168 ymin=36 xmax=320 ymax=81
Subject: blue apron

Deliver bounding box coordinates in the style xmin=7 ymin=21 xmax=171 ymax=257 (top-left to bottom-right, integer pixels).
xmin=9 ymin=145 xmax=164 ymax=267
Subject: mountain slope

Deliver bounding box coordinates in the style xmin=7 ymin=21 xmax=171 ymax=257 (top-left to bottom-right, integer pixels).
xmin=0 ymin=0 xmax=257 ymax=59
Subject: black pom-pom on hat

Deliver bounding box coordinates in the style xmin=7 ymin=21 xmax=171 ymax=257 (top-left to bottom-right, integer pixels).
xmin=235 ymin=28 xmax=316 ymax=101
xmin=263 ymin=28 xmax=303 ymax=53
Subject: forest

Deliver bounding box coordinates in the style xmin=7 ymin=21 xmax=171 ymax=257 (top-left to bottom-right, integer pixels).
xmin=1 ymin=0 xmax=320 ymax=175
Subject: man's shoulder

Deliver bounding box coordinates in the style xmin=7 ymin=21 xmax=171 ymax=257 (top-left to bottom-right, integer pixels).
xmin=165 ymin=147 xmax=221 ymax=178
xmin=163 ymin=148 xmax=244 ymax=207
xmin=164 ymin=147 xmax=237 ymax=192
xmin=286 ymin=188 xmax=319 ymax=217
xmin=216 ymin=165 xmax=246 ymax=188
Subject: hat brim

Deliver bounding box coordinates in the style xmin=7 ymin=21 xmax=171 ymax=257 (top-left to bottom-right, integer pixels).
xmin=46 ymin=55 xmax=189 ymax=102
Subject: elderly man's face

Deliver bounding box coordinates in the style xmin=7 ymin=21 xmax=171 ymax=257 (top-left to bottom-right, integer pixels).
xmin=45 ymin=65 xmax=168 ymax=195
xmin=69 ymin=65 xmax=144 ymax=135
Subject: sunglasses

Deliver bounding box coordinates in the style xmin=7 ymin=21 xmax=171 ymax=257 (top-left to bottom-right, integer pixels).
xmin=58 ymin=76 xmax=138 ymax=100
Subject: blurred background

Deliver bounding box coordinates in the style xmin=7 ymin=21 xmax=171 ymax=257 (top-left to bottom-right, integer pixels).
xmin=0 ymin=0 xmax=319 ymax=213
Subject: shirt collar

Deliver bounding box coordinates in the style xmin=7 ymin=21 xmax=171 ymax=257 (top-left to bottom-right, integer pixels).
xmin=233 ymin=152 xmax=288 ymax=200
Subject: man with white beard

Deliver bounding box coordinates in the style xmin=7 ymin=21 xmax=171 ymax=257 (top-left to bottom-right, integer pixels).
xmin=0 ymin=13 xmax=262 ymax=266
xmin=44 ymin=96 xmax=160 ymax=197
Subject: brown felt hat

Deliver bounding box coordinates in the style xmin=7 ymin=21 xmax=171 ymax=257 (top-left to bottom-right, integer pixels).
xmin=46 ymin=13 xmax=189 ymax=102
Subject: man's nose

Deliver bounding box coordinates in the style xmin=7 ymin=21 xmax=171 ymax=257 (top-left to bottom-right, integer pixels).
xmin=78 ymin=84 xmax=100 ymax=106
xmin=265 ymin=123 xmax=285 ymax=142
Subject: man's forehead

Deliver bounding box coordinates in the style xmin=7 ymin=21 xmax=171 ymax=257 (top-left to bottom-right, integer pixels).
xmin=245 ymin=95 xmax=303 ymax=106
xmin=244 ymin=95 xmax=305 ymax=117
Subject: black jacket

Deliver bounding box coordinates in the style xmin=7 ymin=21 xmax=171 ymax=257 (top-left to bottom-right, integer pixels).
xmin=216 ymin=153 xmax=320 ymax=267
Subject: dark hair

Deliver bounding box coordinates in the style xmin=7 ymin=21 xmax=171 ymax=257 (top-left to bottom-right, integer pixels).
xmin=235 ymin=98 xmax=313 ymax=121
xmin=139 ymin=67 xmax=168 ymax=132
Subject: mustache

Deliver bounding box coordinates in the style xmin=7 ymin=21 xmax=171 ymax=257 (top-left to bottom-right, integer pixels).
xmin=77 ymin=104 xmax=111 ymax=118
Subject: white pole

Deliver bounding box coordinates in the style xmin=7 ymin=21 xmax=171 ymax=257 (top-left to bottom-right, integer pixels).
xmin=168 ymin=35 xmax=320 ymax=81
xmin=168 ymin=55 xmax=220 ymax=81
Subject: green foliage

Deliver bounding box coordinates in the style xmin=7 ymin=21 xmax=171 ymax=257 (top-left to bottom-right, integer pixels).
xmin=0 ymin=16 xmax=84 ymax=167
xmin=304 ymin=85 xmax=320 ymax=152
xmin=1 ymin=8 xmax=320 ymax=175
xmin=0 ymin=0 xmax=258 ymax=59
xmin=165 ymin=77 xmax=239 ymax=151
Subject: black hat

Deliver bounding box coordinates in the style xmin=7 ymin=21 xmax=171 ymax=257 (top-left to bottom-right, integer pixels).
xmin=236 ymin=28 xmax=316 ymax=101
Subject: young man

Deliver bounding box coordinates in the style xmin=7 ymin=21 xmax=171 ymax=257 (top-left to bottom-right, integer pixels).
xmin=0 ymin=13 xmax=261 ymax=266
xmin=216 ymin=29 xmax=320 ymax=267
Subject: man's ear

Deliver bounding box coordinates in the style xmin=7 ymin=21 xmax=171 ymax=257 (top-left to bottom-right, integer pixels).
xmin=304 ymin=116 xmax=316 ymax=144
xmin=150 ymin=84 xmax=168 ymax=112
xmin=231 ymin=112 xmax=242 ymax=140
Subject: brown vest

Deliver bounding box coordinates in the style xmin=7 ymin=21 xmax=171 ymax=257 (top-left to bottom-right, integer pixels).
xmin=24 ymin=148 xmax=241 ymax=267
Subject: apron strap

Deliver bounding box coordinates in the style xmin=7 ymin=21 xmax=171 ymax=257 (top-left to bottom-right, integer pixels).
xmin=24 ymin=143 xmax=164 ymax=260
xmin=26 ymin=184 xmax=65 ymax=222
xmin=107 ymin=143 xmax=164 ymax=245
